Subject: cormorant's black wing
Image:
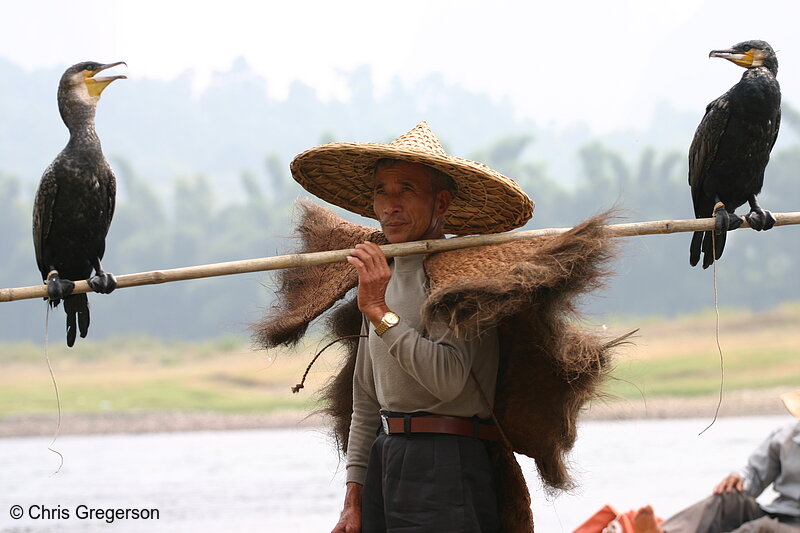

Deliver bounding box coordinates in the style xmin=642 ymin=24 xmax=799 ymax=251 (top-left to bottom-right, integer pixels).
xmin=770 ymin=107 xmax=781 ymax=153
xmin=105 ymin=167 xmax=116 ymax=231
xmin=97 ymin=164 xmax=117 ymax=261
xmin=32 ymin=163 xmax=59 ymax=280
xmin=689 ymin=95 xmax=732 ymax=267
xmin=689 ymin=94 xmax=730 ymax=214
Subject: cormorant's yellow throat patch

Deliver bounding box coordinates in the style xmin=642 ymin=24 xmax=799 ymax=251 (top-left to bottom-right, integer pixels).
xmin=84 ymin=75 xmax=117 ymax=97
xmin=82 ymin=62 xmax=127 ymax=97
xmin=709 ymin=49 xmax=766 ymax=69
xmin=728 ymin=50 xmax=754 ymax=68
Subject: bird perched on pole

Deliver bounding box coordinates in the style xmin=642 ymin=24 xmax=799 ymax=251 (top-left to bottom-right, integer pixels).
xmin=689 ymin=40 xmax=781 ymax=268
xmin=32 ymin=61 xmax=126 ymax=346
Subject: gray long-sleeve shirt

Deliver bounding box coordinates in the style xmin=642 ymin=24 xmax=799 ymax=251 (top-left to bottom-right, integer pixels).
xmin=345 ymin=253 xmax=500 ymax=485
xmin=740 ymin=421 xmax=800 ymax=517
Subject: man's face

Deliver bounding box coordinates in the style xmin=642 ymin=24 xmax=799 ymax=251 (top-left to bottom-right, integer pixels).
xmin=372 ymin=161 xmax=451 ymax=244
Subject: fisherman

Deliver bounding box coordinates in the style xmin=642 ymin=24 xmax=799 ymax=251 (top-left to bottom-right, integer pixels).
xmin=634 ymin=390 xmax=800 ymax=533
xmin=254 ymin=122 xmax=625 ymax=532
xmin=301 ymin=123 xmax=531 ymax=532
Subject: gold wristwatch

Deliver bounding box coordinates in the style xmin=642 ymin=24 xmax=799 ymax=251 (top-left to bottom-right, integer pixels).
xmin=374 ymin=311 xmax=400 ymax=336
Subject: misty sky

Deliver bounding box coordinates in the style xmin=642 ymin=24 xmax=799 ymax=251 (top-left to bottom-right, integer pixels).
xmin=2 ymin=0 xmax=799 ymax=133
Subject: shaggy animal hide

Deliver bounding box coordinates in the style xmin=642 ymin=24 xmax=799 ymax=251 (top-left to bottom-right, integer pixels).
xmin=252 ymin=200 xmax=386 ymax=349
xmin=253 ymin=201 xmax=626 ymax=533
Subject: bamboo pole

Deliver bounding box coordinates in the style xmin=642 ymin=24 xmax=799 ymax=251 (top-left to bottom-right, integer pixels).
xmin=2 ymin=211 xmax=799 ymax=304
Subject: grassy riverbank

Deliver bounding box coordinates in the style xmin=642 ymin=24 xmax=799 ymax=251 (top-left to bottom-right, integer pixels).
xmin=0 ymin=334 xmax=328 ymax=416
xmin=1 ymin=303 xmax=798 ymax=433
xmin=605 ymin=302 xmax=800 ymax=398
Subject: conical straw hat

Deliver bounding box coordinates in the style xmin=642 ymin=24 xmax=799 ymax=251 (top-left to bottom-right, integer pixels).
xmin=780 ymin=390 xmax=800 ymax=418
xmin=290 ymin=121 xmax=534 ymax=235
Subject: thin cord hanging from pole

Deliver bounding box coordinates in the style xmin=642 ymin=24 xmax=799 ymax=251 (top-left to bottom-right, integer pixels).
xmin=44 ymin=305 xmax=64 ymax=474
xmin=699 ymin=218 xmax=725 ymax=436
xmin=291 ymin=335 xmax=368 ymax=394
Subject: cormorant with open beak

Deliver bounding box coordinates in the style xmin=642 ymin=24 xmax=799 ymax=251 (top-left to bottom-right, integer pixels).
xmin=33 ymin=61 xmax=126 ymax=346
xmin=689 ymin=40 xmax=781 ymax=268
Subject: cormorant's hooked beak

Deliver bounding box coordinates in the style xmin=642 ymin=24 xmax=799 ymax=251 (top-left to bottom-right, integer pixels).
xmin=709 ymin=49 xmax=760 ymax=68
xmin=84 ymin=61 xmax=127 ymax=97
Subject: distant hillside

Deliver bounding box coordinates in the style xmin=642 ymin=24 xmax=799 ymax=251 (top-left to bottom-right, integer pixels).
xmin=1 ymin=55 xmax=764 ymax=200
xmin=0 ymin=57 xmax=534 ymax=195
xmin=1 ymin=56 xmax=799 ymax=342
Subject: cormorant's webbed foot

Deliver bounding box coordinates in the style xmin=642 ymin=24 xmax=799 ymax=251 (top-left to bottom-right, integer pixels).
xmin=46 ymin=270 xmax=75 ymax=306
xmin=88 ymin=271 xmax=117 ymax=294
xmin=709 ymin=203 xmax=742 ymax=265
xmin=713 ymin=203 xmax=744 ymax=234
xmin=746 ymin=207 xmax=776 ymax=231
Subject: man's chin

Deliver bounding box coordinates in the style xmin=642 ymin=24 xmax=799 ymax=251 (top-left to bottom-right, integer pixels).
xmin=384 ymin=233 xmax=408 ymax=244
xmin=382 ymin=227 xmax=412 ymax=244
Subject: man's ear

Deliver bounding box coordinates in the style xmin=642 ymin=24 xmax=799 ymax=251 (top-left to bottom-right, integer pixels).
xmin=435 ymin=189 xmax=452 ymax=217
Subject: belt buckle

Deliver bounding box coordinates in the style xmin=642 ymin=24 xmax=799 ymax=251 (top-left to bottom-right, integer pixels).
xmin=381 ymin=414 xmax=390 ymax=435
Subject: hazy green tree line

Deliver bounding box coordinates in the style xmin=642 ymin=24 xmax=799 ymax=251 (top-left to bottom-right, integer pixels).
xmin=0 ymin=58 xmax=546 ymax=196
xmin=2 ymin=57 xmax=799 ymax=342
xmin=1 ymin=132 xmax=798 ymax=342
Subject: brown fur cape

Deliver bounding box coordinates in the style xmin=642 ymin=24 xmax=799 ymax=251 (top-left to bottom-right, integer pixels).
xmin=253 ymin=200 xmax=624 ymax=532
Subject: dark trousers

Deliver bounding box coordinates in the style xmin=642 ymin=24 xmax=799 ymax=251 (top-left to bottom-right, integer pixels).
xmin=662 ymin=491 xmax=800 ymax=533
xmin=361 ymin=432 xmax=500 ymax=533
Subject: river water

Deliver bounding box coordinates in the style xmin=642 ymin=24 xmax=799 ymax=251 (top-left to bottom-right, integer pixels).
xmin=0 ymin=415 xmax=791 ymax=532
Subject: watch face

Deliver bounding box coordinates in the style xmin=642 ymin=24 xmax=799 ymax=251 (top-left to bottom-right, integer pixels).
xmin=384 ymin=312 xmax=400 ymax=326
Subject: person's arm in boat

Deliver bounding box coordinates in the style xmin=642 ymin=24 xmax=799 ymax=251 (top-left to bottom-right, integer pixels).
xmin=713 ymin=473 xmax=744 ymax=494
xmin=735 ymin=426 xmax=782 ymax=497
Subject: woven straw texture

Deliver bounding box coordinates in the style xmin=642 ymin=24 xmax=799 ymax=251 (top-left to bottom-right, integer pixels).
xmin=253 ymin=202 xmax=626 ymax=532
xmin=290 ymin=121 xmax=534 ymax=235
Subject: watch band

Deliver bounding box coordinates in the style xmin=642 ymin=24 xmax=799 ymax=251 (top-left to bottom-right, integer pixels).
xmin=374 ymin=311 xmax=400 ymax=336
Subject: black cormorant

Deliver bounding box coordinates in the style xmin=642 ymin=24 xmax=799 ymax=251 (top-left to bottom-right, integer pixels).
xmin=689 ymin=40 xmax=781 ymax=268
xmin=32 ymin=61 xmax=126 ymax=346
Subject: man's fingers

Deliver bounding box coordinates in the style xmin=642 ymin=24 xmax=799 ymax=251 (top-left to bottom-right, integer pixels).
xmin=348 ymin=246 xmax=378 ymax=270
xmin=346 ymin=255 xmax=365 ymax=270
xmin=347 ymin=254 xmax=380 ymax=280
xmin=353 ymin=242 xmax=388 ymax=265
xmin=350 ymin=250 xmax=377 ymax=271
xmin=348 ymin=243 xmax=391 ymax=279
xmin=358 ymin=241 xmax=382 ymax=253
xmin=348 ymin=241 xmax=392 ymax=319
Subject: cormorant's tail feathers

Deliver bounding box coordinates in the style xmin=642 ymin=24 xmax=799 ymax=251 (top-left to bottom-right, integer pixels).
xmin=63 ymin=293 xmax=90 ymax=347
xmin=700 ymin=230 xmax=726 ymax=269
xmin=689 ymin=231 xmax=703 ymax=266
xmin=712 ymin=229 xmax=727 ymax=265
xmin=691 ymin=230 xmax=727 ymax=269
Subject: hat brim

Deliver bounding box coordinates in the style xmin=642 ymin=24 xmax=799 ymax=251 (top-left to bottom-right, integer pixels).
xmin=781 ymin=391 xmax=800 ymax=418
xmin=290 ymin=142 xmax=534 ymax=235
